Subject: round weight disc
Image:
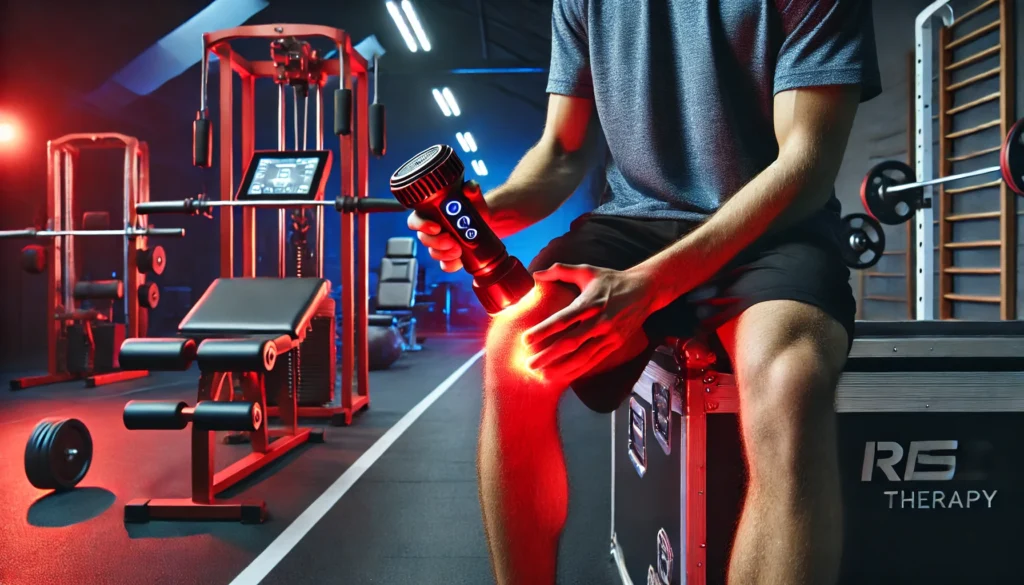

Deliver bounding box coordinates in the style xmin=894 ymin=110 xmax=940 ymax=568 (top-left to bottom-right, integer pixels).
xmin=147 ymin=244 xmax=166 ymax=276
xmin=20 ymin=245 xmax=46 ymax=274
xmin=1000 ymin=118 xmax=1024 ymax=196
xmin=860 ymin=161 xmax=919 ymax=225
xmin=138 ymin=282 xmax=160 ymax=310
xmin=25 ymin=419 xmax=54 ymax=489
xmin=48 ymin=419 xmax=93 ymax=490
xmin=839 ymin=213 xmax=886 ymax=270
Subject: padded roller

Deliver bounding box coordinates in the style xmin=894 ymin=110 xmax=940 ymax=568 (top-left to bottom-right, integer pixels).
xmin=193 ymin=401 xmax=262 ymax=432
xmin=123 ymin=400 xmax=189 ymax=430
xmin=196 ymin=338 xmax=279 ymax=372
xmin=118 ymin=338 xmax=197 ymax=371
xmin=369 ymin=103 xmax=386 ymax=156
xmin=334 ymin=89 xmax=352 ymax=136
xmin=193 ymin=113 xmax=212 ymax=168
xmin=73 ymin=280 xmax=124 ymax=300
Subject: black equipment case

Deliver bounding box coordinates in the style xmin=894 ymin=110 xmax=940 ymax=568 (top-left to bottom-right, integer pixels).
xmin=610 ymin=321 xmax=1024 ymax=585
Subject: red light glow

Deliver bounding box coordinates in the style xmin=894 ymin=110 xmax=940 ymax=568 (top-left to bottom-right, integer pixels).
xmin=488 ymin=286 xmax=545 ymax=381
xmin=0 ymin=122 xmax=16 ymax=143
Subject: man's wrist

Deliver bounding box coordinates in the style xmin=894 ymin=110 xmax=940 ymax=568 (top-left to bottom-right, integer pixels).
xmin=629 ymin=259 xmax=685 ymax=312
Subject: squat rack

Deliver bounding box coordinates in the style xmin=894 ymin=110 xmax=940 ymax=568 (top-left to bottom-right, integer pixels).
xmin=199 ymin=25 xmax=373 ymax=423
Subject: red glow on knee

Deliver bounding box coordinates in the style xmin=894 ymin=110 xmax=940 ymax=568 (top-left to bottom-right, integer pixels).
xmin=487 ymin=286 xmax=546 ymax=382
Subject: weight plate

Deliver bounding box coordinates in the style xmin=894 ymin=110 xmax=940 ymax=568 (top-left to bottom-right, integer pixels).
xmin=860 ymin=161 xmax=919 ymax=225
xmin=1001 ymin=118 xmax=1024 ymax=196
xmin=25 ymin=418 xmax=93 ymax=491
xmin=20 ymin=245 xmax=46 ymax=274
xmin=50 ymin=419 xmax=93 ymax=489
xmin=24 ymin=419 xmax=53 ymax=489
xmin=137 ymin=245 xmax=166 ymax=275
xmin=840 ymin=213 xmax=886 ymax=270
xmin=138 ymin=282 xmax=160 ymax=310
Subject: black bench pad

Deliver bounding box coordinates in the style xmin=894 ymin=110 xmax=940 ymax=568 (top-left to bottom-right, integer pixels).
xmin=180 ymin=277 xmax=329 ymax=338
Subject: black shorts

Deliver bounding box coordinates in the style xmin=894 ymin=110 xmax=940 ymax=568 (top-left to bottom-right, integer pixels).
xmin=528 ymin=213 xmax=857 ymax=413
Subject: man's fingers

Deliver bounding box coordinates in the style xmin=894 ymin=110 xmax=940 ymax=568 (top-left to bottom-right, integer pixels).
xmin=429 ymin=246 xmax=463 ymax=262
xmin=532 ymin=263 xmax=597 ymax=289
xmin=525 ymin=322 xmax=597 ymax=371
xmin=407 ymin=212 xmax=441 ymax=235
xmin=523 ymin=300 xmax=600 ymax=348
xmin=417 ymin=230 xmax=459 ymax=251
xmin=440 ymin=259 xmax=463 ymax=272
xmin=555 ymin=338 xmax=620 ymax=382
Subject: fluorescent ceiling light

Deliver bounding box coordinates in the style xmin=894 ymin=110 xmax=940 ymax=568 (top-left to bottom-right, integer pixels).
xmin=471 ymin=160 xmax=488 ymax=176
xmin=386 ymin=1 xmax=418 ymax=52
xmin=401 ymin=1 xmax=431 ymax=52
xmin=463 ymin=132 xmax=477 ymax=152
xmin=441 ymin=87 xmax=460 ymax=116
xmin=455 ymin=132 xmax=470 ymax=152
xmin=432 ymin=89 xmax=452 ymax=116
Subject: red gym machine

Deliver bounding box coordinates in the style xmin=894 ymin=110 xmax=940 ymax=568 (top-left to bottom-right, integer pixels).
xmin=195 ymin=24 xmax=384 ymax=426
xmin=2 ymin=134 xmax=182 ymax=389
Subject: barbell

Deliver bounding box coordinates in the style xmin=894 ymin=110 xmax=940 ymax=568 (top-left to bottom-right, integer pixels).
xmin=134 ymin=195 xmax=406 ymax=215
xmin=861 ymin=118 xmax=1024 ymax=225
xmin=0 ymin=227 xmax=185 ymax=239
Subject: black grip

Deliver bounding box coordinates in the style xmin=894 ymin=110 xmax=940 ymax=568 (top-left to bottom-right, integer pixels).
xmin=193 ymin=113 xmax=212 ymax=168
xmin=73 ymin=280 xmax=124 ymax=300
xmin=193 ymin=401 xmax=261 ymax=432
xmin=334 ymin=89 xmax=352 ymax=136
xmin=369 ymin=103 xmax=386 ymax=157
xmin=136 ymin=200 xmax=195 ymax=215
xmin=123 ymin=400 xmax=189 ymax=430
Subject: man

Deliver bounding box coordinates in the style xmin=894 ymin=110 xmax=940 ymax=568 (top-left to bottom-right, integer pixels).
xmin=409 ymin=1 xmax=879 ymax=583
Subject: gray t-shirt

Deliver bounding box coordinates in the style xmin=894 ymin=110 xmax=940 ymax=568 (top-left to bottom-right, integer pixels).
xmin=548 ymin=0 xmax=882 ymax=223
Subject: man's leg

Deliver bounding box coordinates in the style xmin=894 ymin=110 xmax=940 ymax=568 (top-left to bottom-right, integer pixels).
xmin=718 ymin=299 xmax=848 ymax=585
xmin=479 ymin=281 xmax=651 ymax=585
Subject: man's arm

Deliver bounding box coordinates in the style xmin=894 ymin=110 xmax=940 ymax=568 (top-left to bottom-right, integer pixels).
xmin=634 ymin=85 xmax=861 ymax=309
xmin=481 ymin=94 xmax=601 ymax=238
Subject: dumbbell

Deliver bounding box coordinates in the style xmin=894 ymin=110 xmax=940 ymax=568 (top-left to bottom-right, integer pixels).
xmin=123 ymin=400 xmax=263 ymax=432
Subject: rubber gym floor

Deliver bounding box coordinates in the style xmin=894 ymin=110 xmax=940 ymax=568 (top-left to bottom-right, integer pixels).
xmin=0 ymin=336 xmax=621 ymax=585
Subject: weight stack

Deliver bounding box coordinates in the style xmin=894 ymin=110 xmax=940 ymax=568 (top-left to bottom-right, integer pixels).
xmin=267 ymin=298 xmax=336 ymax=407
xmin=65 ymin=323 xmax=93 ymax=374
xmin=93 ymin=323 xmax=126 ymax=372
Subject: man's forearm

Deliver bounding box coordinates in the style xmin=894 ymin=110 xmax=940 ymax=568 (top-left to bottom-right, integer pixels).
xmin=482 ymin=140 xmax=591 ymax=239
xmin=635 ymin=150 xmax=834 ymax=309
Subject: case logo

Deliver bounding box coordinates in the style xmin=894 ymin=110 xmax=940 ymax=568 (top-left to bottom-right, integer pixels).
xmin=860 ymin=440 xmax=997 ymax=510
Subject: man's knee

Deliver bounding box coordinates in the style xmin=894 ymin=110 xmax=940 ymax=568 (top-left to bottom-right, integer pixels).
xmin=733 ymin=305 xmax=847 ymax=481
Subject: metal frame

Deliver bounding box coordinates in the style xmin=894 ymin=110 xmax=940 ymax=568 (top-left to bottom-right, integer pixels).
xmin=203 ymin=25 xmax=373 ymax=425
xmin=13 ymin=134 xmax=153 ymax=390
xmin=914 ymin=1 xmax=956 ymax=320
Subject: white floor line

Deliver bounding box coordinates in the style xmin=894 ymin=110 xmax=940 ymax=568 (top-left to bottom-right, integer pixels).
xmin=228 ymin=349 xmax=486 ymax=585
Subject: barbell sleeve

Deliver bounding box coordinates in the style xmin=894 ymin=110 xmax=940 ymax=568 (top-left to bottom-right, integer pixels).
xmin=136 ymin=200 xmax=200 ymax=215
xmin=885 ymin=165 xmax=1002 ymax=194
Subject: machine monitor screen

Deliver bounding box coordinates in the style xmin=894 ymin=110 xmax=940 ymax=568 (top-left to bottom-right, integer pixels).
xmin=237 ymin=150 xmax=332 ymax=200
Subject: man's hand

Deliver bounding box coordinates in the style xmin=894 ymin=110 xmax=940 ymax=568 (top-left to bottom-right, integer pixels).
xmin=522 ymin=264 xmax=657 ymax=382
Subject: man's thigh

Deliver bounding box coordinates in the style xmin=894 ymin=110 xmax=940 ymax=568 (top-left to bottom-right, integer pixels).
xmin=706 ymin=232 xmax=855 ymax=390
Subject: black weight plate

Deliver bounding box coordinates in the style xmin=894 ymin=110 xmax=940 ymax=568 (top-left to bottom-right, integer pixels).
xmin=1001 ymin=118 xmax=1024 ymax=196
xmin=137 ymin=245 xmax=167 ymax=275
xmin=20 ymin=245 xmax=46 ymax=274
xmin=860 ymin=161 xmax=919 ymax=225
xmin=840 ymin=213 xmax=885 ymax=270
xmin=24 ymin=419 xmax=53 ymax=489
xmin=25 ymin=418 xmax=61 ymax=490
xmin=138 ymin=282 xmax=160 ymax=310
xmin=49 ymin=419 xmax=93 ymax=489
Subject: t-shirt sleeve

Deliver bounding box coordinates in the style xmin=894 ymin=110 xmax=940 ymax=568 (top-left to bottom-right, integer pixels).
xmin=547 ymin=0 xmax=593 ymax=98
xmin=774 ymin=0 xmax=882 ymax=102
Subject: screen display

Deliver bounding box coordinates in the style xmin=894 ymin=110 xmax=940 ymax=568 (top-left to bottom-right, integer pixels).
xmin=246 ymin=156 xmax=322 ymax=197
